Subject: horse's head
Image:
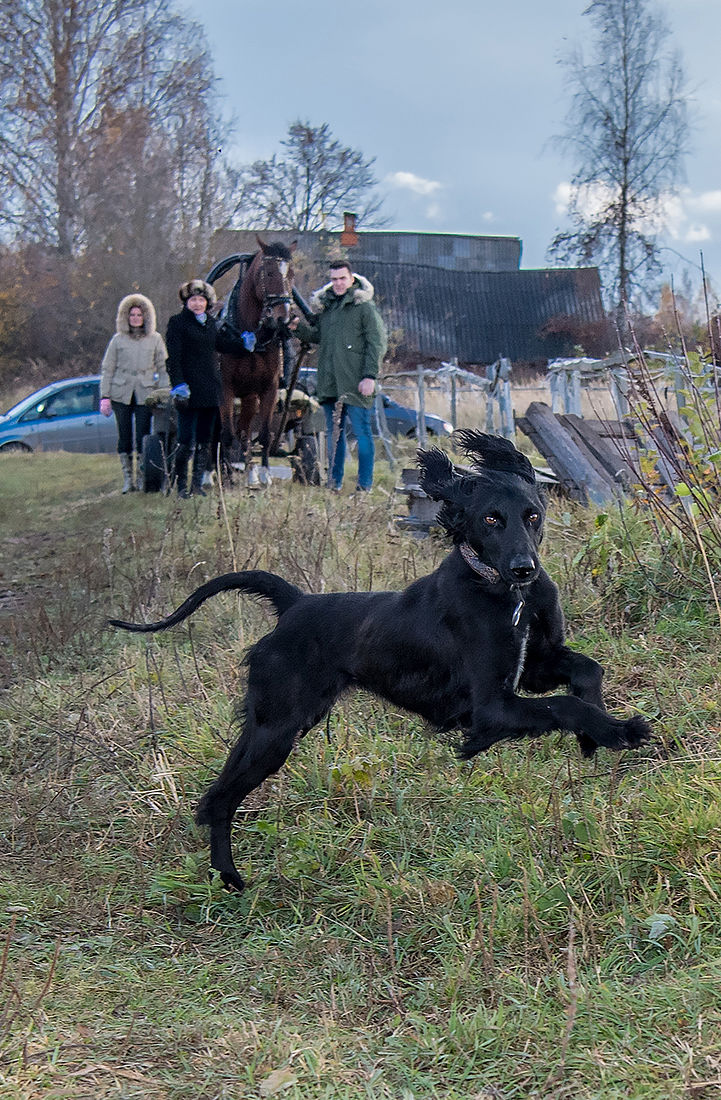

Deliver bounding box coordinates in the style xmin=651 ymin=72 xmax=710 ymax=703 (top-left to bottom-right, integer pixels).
xmin=246 ymin=235 xmax=295 ymax=331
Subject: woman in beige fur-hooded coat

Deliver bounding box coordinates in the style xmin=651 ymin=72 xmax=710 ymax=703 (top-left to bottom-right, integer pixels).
xmin=100 ymin=293 xmax=168 ymax=492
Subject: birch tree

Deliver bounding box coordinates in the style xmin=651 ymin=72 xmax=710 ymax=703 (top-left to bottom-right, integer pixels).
xmin=0 ymin=0 xmax=226 ymax=257
xmin=549 ymin=0 xmax=688 ymax=313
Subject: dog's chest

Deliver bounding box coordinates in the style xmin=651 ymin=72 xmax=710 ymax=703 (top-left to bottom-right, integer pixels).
xmin=503 ymin=625 xmax=529 ymax=692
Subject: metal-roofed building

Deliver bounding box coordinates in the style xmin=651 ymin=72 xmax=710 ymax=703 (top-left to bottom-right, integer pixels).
xmin=209 ymin=226 xmax=607 ymax=366
xmin=211 ymin=227 xmax=522 ymax=275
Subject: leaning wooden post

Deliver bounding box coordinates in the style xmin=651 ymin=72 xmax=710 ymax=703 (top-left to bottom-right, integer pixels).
xmin=609 ymin=368 xmax=630 ymax=418
xmin=485 ymin=360 xmax=497 ymax=433
xmin=570 ymin=369 xmax=582 ymax=416
xmin=671 ymin=354 xmax=687 ymax=420
xmin=416 ymin=363 xmax=427 ymax=449
xmin=549 ymin=368 xmax=562 ymax=413
xmin=499 ymin=357 xmax=514 ymax=439
xmin=450 ymin=356 xmax=458 ymax=429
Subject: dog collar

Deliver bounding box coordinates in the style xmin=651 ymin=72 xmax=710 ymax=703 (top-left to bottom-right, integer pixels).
xmin=459 ymin=542 xmax=500 ymax=584
xmin=459 ymin=542 xmax=525 ymax=626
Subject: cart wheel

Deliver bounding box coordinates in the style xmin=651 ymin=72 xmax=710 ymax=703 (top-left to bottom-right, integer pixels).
xmin=141 ymin=433 xmax=167 ymax=493
xmin=293 ymin=435 xmax=321 ymax=485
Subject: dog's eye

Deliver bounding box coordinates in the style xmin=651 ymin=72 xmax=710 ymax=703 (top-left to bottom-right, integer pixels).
xmin=483 ymin=515 xmax=499 ymax=527
xmin=528 ymin=512 xmax=540 ymax=524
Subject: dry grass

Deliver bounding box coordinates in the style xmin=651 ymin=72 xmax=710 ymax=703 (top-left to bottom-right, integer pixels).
xmin=1 ymin=447 xmax=721 ymax=1098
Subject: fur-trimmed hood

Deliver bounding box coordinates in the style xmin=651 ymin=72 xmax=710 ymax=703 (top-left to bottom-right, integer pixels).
xmin=116 ymin=293 xmax=158 ymax=337
xmin=310 ymin=273 xmax=375 ymax=314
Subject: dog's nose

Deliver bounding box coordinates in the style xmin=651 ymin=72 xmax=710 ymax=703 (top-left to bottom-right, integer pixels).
xmin=510 ymin=556 xmax=536 ymax=580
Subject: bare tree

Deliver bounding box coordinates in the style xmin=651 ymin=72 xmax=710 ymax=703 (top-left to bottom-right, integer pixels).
xmin=548 ymin=0 xmax=688 ymax=313
xmin=0 ymin=0 xmax=232 ymax=385
xmin=0 ymin=0 xmax=227 ymax=258
xmin=230 ymin=120 xmax=386 ymax=231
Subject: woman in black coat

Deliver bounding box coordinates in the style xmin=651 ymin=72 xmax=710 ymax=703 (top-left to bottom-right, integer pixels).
xmin=166 ymin=278 xmax=222 ymax=497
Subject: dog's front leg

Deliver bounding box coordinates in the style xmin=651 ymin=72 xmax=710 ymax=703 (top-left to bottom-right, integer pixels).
xmin=521 ymin=646 xmax=608 ymax=757
xmin=460 ymin=691 xmax=650 ymax=759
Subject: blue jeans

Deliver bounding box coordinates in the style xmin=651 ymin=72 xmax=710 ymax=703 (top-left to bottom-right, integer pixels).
xmin=323 ymin=402 xmax=375 ymax=490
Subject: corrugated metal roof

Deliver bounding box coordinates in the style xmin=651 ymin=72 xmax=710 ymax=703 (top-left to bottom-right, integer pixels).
xmin=360 ymin=262 xmax=605 ymax=364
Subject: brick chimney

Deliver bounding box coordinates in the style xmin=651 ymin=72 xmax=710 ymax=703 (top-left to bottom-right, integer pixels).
xmin=340 ymin=211 xmax=358 ymax=247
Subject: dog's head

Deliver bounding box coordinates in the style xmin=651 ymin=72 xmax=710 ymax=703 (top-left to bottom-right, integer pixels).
xmin=417 ymin=430 xmax=546 ymax=587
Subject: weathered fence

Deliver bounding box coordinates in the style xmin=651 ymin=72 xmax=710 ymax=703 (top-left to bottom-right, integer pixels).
xmin=384 ymin=357 xmax=515 ymax=448
xmin=546 ymin=350 xmax=696 ymax=421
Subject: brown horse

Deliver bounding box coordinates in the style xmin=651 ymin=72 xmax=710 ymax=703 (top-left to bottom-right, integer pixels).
xmin=216 ymin=238 xmax=294 ymax=487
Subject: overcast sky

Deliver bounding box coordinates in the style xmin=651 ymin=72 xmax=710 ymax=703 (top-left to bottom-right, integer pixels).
xmin=200 ymin=0 xmax=721 ymax=302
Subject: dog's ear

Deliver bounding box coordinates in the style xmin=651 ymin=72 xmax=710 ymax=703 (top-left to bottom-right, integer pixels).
xmin=455 ymin=430 xmax=536 ymax=484
xmin=417 ymin=447 xmax=472 ymax=542
xmin=417 ymin=447 xmax=467 ymax=503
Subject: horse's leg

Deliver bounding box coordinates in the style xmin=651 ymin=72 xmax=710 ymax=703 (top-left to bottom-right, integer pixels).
xmin=256 ymin=379 xmax=280 ymax=487
xmin=238 ymin=394 xmax=260 ymax=488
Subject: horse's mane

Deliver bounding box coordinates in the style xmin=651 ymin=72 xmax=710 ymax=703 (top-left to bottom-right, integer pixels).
xmin=260 ymin=242 xmax=293 ymax=261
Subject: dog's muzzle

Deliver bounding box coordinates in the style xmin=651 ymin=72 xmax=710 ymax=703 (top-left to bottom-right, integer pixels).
xmin=509 ymin=555 xmax=537 ymax=583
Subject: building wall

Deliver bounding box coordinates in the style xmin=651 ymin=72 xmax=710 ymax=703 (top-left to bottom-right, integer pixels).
xmin=210 ymin=228 xmax=521 ymax=273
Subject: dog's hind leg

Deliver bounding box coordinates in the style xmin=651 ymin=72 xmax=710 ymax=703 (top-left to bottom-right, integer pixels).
xmin=197 ymin=644 xmax=350 ymax=890
xmin=196 ymin=718 xmax=299 ymax=891
xmin=194 ymin=699 xmax=341 ymax=888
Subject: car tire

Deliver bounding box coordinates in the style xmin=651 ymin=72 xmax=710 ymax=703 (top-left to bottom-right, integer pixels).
xmin=0 ymin=441 xmax=32 ymax=452
xmin=293 ymin=435 xmax=321 ymax=485
xmin=141 ymin=432 xmax=167 ymax=493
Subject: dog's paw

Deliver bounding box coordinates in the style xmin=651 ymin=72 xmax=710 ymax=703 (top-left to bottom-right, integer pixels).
xmin=575 ymin=732 xmax=598 ymax=758
xmin=458 ymin=733 xmax=498 ymax=759
xmin=621 ymin=715 xmax=652 ymax=749
xmin=215 ymin=868 xmax=246 ymax=893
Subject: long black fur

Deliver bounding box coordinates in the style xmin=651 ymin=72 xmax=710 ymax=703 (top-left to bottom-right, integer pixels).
xmin=109 ymin=431 xmax=650 ymax=891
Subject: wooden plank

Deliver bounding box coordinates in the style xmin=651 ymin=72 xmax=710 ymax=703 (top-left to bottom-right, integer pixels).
xmin=558 ymin=413 xmax=637 ymax=491
xmin=517 ymin=402 xmax=620 ymax=506
xmin=587 ymin=418 xmax=637 ymax=441
xmin=517 ymin=413 xmax=586 ymax=504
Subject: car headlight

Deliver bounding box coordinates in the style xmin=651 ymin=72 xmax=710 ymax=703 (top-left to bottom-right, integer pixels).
xmin=442 ymin=421 xmax=454 ymax=435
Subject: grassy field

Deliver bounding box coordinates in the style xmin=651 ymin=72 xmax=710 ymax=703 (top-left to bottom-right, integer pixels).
xmin=1 ymin=446 xmax=721 ymax=1099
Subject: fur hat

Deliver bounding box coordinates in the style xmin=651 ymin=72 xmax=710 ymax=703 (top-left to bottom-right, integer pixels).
xmin=179 ymin=278 xmax=216 ymax=306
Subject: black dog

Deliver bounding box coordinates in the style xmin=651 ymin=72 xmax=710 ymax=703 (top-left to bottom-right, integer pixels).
xmin=110 ymin=431 xmax=650 ymax=891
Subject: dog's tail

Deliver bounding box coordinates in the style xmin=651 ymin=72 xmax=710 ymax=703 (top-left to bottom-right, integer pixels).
xmin=108 ymin=570 xmax=303 ymax=634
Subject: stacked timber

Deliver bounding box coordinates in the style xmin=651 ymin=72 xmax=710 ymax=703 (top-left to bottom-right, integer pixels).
xmin=516 ymin=401 xmax=637 ymax=506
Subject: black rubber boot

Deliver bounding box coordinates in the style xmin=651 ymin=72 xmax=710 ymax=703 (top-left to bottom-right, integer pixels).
xmin=191 ymin=445 xmax=210 ymax=496
xmin=174 ymin=444 xmax=191 ymax=498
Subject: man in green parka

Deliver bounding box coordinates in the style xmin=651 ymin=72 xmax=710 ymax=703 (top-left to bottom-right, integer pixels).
xmin=290 ymin=260 xmax=387 ymax=491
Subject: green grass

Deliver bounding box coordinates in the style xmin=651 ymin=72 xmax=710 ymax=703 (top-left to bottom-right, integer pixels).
xmin=1 ymin=449 xmax=721 ymax=1098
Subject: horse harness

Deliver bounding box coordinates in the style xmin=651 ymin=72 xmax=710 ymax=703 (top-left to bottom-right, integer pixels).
xmin=256 ymin=253 xmax=292 ymax=325
xmin=213 ymin=251 xmax=292 ymax=355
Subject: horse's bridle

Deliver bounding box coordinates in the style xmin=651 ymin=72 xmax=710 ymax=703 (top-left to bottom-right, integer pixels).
xmin=258 ymin=254 xmax=292 ymax=323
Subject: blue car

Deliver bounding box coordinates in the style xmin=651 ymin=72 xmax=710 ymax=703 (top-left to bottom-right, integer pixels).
xmin=0 ymin=376 xmax=118 ymax=453
xmin=294 ymin=368 xmax=453 ymax=438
